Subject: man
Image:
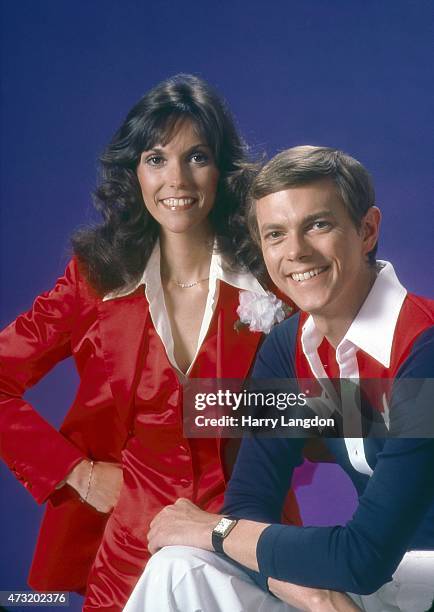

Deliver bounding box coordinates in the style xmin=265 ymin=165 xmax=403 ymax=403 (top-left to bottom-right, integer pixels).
xmin=124 ymin=147 xmax=434 ymax=612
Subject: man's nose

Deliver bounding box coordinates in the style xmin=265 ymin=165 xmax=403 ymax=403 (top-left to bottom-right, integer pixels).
xmin=285 ymin=232 xmax=311 ymax=261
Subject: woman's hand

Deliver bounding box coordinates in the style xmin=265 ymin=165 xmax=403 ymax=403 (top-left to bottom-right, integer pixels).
xmin=66 ymin=459 xmax=123 ymax=513
xmin=148 ymin=498 xmax=219 ymax=554
xmin=268 ymin=578 xmax=361 ymax=612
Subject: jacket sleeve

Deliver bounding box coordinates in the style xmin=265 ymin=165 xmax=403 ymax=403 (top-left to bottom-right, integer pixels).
xmin=0 ymin=259 xmax=86 ymax=503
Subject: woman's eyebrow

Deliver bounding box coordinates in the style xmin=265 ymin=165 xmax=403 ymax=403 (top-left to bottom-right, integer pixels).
xmin=142 ymin=146 xmax=164 ymax=154
xmin=185 ymin=143 xmax=212 ymax=152
xmin=143 ymin=143 xmax=211 ymax=154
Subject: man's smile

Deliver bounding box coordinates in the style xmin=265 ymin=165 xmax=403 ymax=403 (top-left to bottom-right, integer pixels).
xmin=289 ymin=266 xmax=329 ymax=283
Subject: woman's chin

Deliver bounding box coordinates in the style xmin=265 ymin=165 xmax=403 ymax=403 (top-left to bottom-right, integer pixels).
xmin=159 ymin=218 xmax=213 ymax=238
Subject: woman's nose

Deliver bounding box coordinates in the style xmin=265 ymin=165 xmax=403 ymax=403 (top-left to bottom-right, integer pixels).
xmin=168 ymin=160 xmax=189 ymax=189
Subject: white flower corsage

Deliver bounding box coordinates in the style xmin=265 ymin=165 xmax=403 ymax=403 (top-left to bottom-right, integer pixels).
xmin=235 ymin=290 xmax=293 ymax=334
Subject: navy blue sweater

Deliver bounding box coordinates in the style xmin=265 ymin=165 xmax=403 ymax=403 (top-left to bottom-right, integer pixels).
xmin=223 ymin=317 xmax=434 ymax=595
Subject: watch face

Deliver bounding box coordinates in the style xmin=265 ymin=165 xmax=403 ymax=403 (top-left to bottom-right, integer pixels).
xmin=214 ymin=518 xmax=235 ymax=537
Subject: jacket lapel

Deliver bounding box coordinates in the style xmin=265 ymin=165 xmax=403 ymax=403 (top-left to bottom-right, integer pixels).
xmin=190 ymin=282 xmax=263 ymax=379
xmin=188 ymin=282 xmax=264 ymax=467
xmin=98 ymin=286 xmax=150 ymax=426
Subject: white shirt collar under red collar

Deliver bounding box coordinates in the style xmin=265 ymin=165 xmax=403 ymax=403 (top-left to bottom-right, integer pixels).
xmin=103 ymin=239 xmax=266 ymax=302
xmin=302 ymin=261 xmax=407 ymax=368
xmin=103 ymin=239 xmax=266 ymax=376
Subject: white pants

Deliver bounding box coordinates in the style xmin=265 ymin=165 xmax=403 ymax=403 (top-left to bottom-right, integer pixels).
xmin=123 ymin=546 xmax=434 ymax=612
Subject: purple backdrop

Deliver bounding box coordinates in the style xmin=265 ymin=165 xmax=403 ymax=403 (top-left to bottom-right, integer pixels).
xmin=1 ymin=1 xmax=432 ymax=609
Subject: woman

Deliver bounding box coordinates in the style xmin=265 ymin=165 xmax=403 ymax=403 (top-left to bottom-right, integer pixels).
xmin=0 ymin=74 xmax=299 ymax=610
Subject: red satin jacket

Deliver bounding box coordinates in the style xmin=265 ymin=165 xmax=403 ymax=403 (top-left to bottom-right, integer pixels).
xmin=0 ymin=259 xmax=300 ymax=595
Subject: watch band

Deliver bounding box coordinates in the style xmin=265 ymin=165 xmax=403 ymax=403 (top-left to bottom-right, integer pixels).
xmin=211 ymin=516 xmax=239 ymax=554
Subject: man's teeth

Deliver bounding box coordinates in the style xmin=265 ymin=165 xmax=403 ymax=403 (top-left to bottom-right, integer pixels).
xmin=161 ymin=197 xmax=195 ymax=208
xmin=291 ymin=267 xmax=326 ymax=282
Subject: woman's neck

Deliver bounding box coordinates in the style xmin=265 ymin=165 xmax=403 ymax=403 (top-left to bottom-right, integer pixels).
xmin=159 ymin=227 xmax=214 ymax=284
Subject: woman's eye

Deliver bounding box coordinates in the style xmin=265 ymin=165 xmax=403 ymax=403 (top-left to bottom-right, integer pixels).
xmin=145 ymin=155 xmax=164 ymax=166
xmin=190 ymin=152 xmax=209 ymax=164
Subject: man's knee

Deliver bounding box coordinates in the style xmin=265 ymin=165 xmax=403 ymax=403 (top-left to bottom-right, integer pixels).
xmin=146 ymin=545 xmax=212 ymax=577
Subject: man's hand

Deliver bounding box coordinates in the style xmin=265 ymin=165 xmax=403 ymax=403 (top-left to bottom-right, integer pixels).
xmin=148 ymin=498 xmax=220 ymax=554
xmin=268 ymin=578 xmax=361 ymax=612
xmin=147 ymin=500 xmax=362 ymax=612
xmin=66 ymin=459 xmax=123 ymax=513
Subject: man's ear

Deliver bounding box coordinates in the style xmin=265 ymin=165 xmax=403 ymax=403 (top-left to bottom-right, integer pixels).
xmin=361 ymin=206 xmax=381 ymax=255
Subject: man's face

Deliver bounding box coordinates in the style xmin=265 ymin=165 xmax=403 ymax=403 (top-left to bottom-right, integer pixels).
xmin=256 ymin=179 xmax=379 ymax=319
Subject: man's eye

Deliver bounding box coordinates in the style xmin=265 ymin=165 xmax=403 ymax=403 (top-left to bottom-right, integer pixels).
xmin=311 ymin=221 xmax=330 ymax=230
xmin=265 ymin=231 xmax=283 ymax=240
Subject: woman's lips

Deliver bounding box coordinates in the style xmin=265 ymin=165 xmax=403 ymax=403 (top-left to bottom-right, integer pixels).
xmin=159 ymin=197 xmax=197 ymax=211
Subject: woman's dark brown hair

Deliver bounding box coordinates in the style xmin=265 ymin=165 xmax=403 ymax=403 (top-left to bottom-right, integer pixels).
xmin=72 ymin=74 xmax=263 ymax=294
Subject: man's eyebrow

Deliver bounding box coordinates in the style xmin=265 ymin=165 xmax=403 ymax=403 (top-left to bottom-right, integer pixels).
xmin=259 ymin=210 xmax=336 ymax=233
xmin=259 ymin=222 xmax=287 ymax=233
xmin=302 ymin=210 xmax=336 ymax=224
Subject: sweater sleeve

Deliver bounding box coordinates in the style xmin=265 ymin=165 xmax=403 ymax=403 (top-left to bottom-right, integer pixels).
xmin=0 ymin=259 xmax=86 ymax=503
xmin=257 ymin=437 xmax=434 ymax=594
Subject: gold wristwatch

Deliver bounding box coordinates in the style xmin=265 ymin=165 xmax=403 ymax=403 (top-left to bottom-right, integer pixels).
xmin=212 ymin=516 xmax=239 ymax=553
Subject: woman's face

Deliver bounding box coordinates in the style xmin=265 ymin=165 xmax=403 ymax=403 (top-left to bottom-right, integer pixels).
xmin=137 ymin=119 xmax=220 ymax=237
